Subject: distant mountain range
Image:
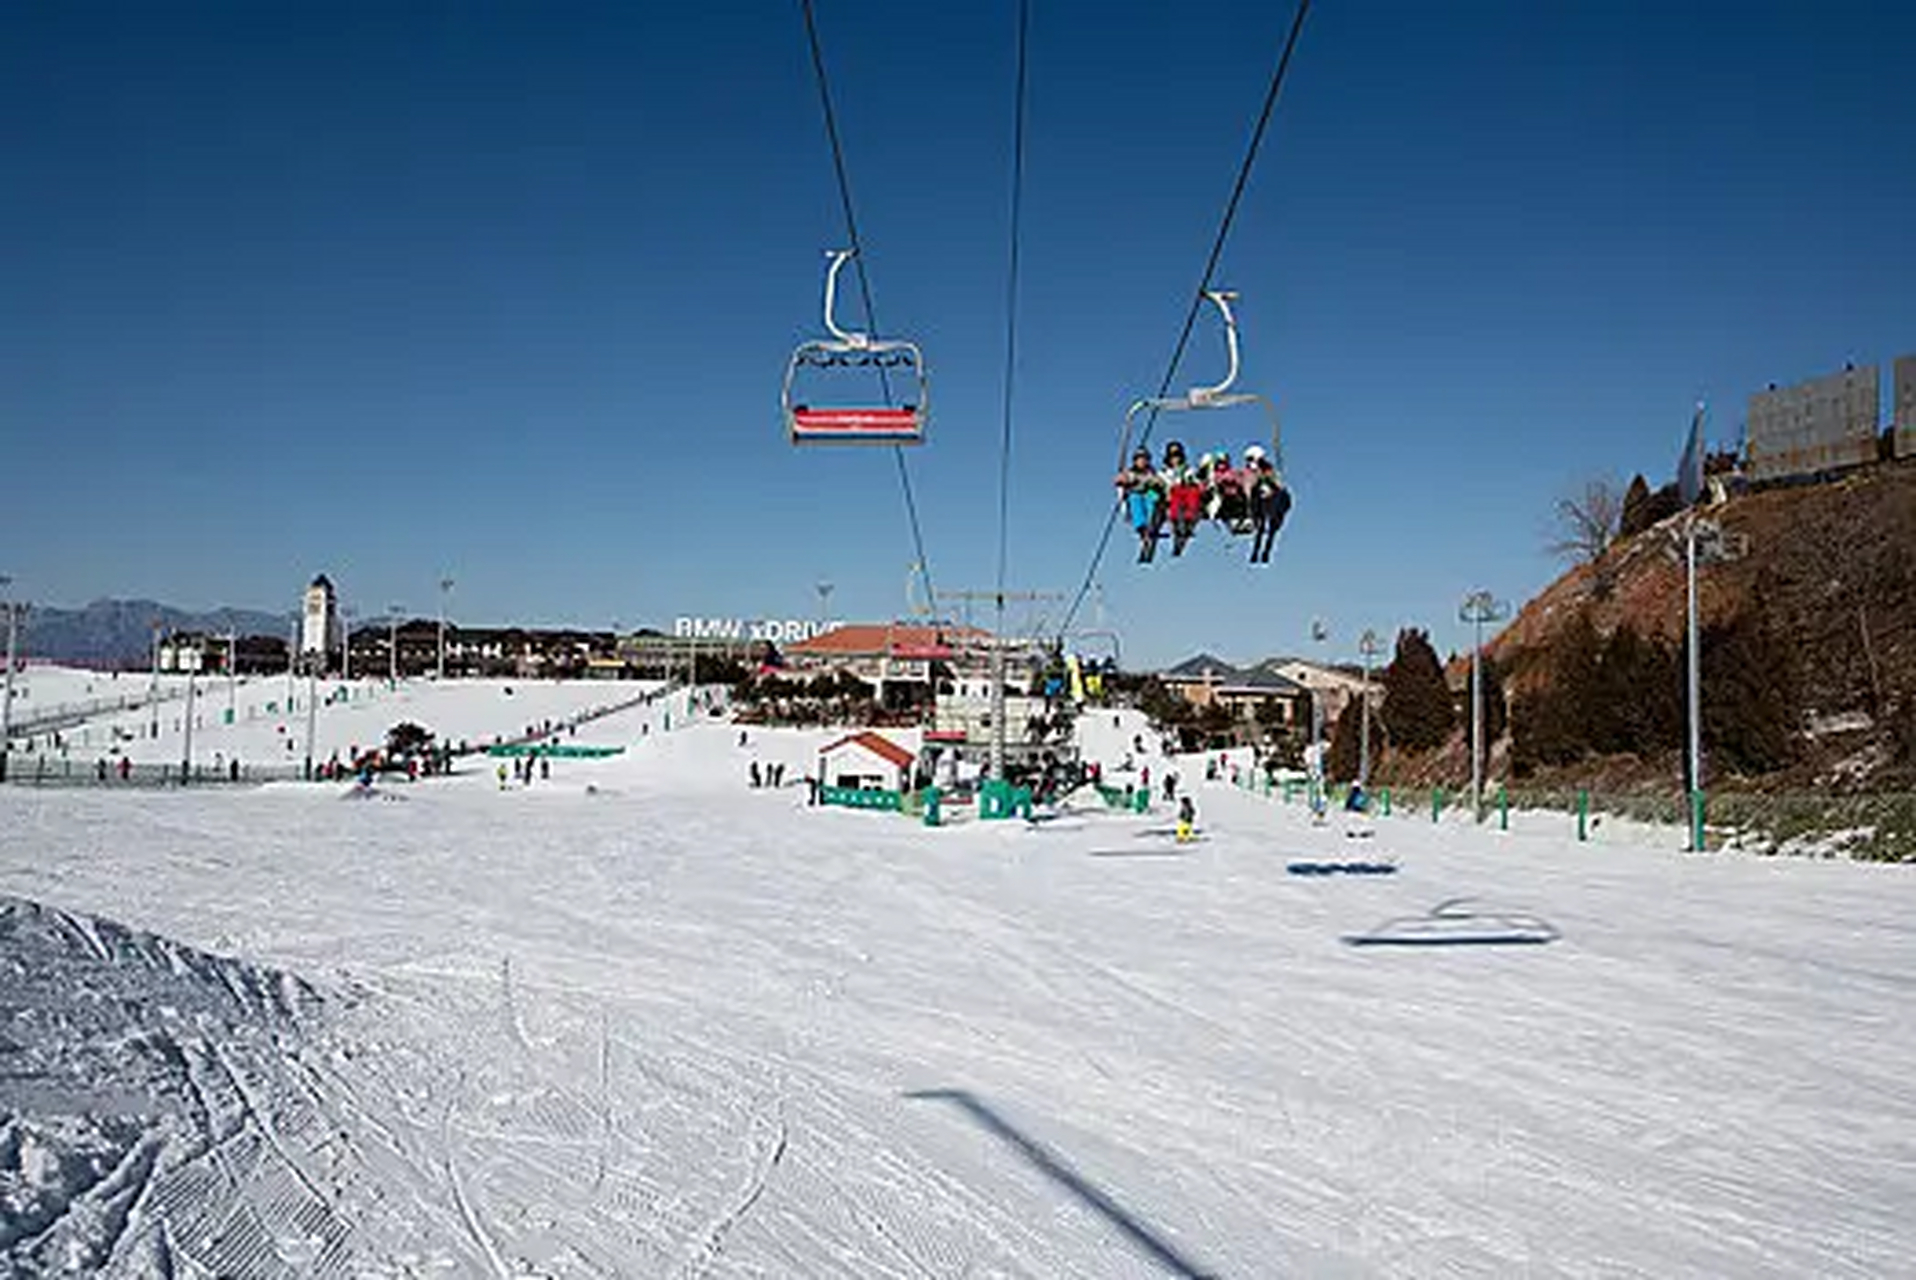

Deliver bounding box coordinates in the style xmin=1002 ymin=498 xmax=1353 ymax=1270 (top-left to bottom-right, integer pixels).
xmin=16 ymin=600 xmax=296 ymax=670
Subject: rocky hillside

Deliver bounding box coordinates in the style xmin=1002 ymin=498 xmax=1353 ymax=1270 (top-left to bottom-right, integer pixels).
xmin=1485 ymin=457 xmax=1916 ymax=789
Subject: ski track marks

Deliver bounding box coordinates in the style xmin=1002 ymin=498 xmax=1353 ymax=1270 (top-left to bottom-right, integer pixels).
xmin=6 ymin=718 xmax=1916 ymax=1277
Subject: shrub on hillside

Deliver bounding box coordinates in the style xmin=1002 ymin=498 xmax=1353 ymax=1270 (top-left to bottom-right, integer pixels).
xmin=1701 ymin=611 xmax=1796 ymax=777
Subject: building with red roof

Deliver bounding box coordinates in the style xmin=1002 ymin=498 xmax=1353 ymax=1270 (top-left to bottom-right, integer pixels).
xmin=816 ymin=730 xmax=917 ymax=791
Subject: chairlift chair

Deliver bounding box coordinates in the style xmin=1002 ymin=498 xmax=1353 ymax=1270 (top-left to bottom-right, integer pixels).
xmin=1117 ymin=289 xmax=1281 ymax=476
xmin=1115 ymin=290 xmax=1287 ymax=561
xmin=782 ymin=248 xmax=928 ymax=445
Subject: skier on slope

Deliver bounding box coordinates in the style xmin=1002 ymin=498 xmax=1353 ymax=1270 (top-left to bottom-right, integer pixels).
xmin=1176 ymin=794 xmax=1197 ymax=843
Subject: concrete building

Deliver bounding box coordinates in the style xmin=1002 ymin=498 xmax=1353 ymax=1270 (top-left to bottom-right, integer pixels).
xmin=1159 ymin=653 xmax=1310 ymax=727
xmin=781 ymin=623 xmax=990 ymax=704
xmin=1745 ymin=364 xmax=1880 ymax=483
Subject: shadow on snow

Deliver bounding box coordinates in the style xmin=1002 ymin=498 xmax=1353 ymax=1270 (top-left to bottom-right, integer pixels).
xmin=905 ymin=1087 xmax=1219 ymax=1279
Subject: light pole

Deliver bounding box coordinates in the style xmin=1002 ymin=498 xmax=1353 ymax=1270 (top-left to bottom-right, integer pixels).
xmin=816 ymin=580 xmax=834 ymax=636
xmin=1308 ymin=617 xmax=1329 ymax=796
xmin=149 ymin=617 xmax=163 ymax=738
xmin=437 ymin=575 xmax=454 ymax=680
xmin=0 ymin=576 xmax=18 ymax=783
xmin=1309 ymin=617 xmax=1329 ymax=746
xmin=180 ymin=655 xmax=197 ymax=784
xmin=389 ymin=606 xmax=403 ymax=683
xmin=1459 ymin=590 xmax=1511 ymax=823
xmin=225 ymin=631 xmax=238 ymax=724
xmin=286 ymin=616 xmax=299 ymax=709
xmin=1674 ymin=511 xmax=1744 ymax=851
xmin=340 ymin=604 xmax=353 ymax=681
xmin=304 ymin=651 xmax=318 ymax=781
xmin=1358 ymin=628 xmax=1383 ymax=789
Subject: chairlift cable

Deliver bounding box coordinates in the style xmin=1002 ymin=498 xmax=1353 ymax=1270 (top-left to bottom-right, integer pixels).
xmin=1058 ymin=0 xmax=1313 ymax=635
xmin=994 ymin=0 xmax=1031 ymax=612
xmin=799 ymin=0 xmax=938 ymax=609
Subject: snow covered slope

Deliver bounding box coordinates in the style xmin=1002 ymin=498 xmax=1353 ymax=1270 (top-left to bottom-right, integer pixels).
xmin=4 ymin=719 xmax=1914 ymax=1275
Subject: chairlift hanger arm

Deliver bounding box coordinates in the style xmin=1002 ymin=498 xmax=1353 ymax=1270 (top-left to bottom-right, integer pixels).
xmin=1187 ymin=290 xmax=1242 ymax=406
xmin=821 ymin=247 xmax=869 ymax=349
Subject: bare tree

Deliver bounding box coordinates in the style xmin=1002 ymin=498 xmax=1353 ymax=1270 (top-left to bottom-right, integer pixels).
xmin=1548 ymin=478 xmax=1625 ymax=565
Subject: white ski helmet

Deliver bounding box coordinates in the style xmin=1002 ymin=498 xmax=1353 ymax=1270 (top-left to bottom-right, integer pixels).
xmin=1243 ymin=444 xmax=1267 ymax=463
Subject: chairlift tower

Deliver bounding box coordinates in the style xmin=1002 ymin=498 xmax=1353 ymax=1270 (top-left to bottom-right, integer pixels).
xmin=936 ymin=588 xmax=1063 ymax=780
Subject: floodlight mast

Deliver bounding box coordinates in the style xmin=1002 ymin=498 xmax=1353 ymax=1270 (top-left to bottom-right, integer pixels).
xmin=1459 ymin=590 xmax=1511 ymax=822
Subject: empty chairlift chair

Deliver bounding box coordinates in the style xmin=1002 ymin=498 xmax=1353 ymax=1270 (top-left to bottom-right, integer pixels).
xmin=782 ymin=248 xmax=928 ymax=446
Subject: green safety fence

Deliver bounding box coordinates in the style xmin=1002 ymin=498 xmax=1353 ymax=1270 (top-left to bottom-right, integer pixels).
xmin=820 ymin=785 xmax=902 ymax=811
xmin=487 ymin=743 xmax=626 ymax=759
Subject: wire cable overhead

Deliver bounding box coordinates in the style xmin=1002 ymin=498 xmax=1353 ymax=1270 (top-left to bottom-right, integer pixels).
xmin=1058 ymin=0 xmax=1313 ymax=635
xmin=799 ymin=0 xmax=938 ymax=611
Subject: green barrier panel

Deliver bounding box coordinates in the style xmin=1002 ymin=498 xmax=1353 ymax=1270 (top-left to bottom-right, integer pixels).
xmin=1577 ymin=789 xmax=1589 ymax=842
xmin=922 ymin=786 xmax=942 ymax=827
xmin=487 ymin=744 xmax=626 ymax=759
xmin=1689 ymin=789 xmax=1706 ymax=853
xmin=223 ymin=708 xmax=234 ymax=725
xmin=1133 ymin=787 xmax=1149 ymax=814
xmin=821 ymin=785 xmax=901 ymax=811
xmin=1498 ymin=784 xmax=1509 ymax=831
xmin=1380 ymin=787 xmax=1392 ymax=816
xmin=971 ymin=782 xmax=1032 ymax=820
xmin=1432 ymin=787 xmax=1443 ymax=822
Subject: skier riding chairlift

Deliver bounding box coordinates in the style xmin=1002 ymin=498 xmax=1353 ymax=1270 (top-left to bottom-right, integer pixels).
xmin=781 ymin=248 xmax=928 ymax=446
xmin=1114 ymin=289 xmax=1290 ymax=563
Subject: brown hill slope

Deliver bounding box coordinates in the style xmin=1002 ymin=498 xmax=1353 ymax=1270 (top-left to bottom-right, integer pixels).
xmin=1482 ymin=457 xmax=1916 ymax=788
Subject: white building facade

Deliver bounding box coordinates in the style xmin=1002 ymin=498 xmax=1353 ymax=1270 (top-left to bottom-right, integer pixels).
xmin=301 ymin=574 xmax=339 ymax=664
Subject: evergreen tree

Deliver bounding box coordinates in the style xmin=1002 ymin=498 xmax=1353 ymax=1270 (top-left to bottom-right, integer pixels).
xmin=1479 ymin=654 xmax=1509 ymax=745
xmin=1510 ymin=612 xmax=1601 ymax=772
xmin=1619 ymin=474 xmax=1654 ymax=538
xmin=1701 ymin=612 xmax=1795 ymax=775
xmin=1326 ymin=697 xmax=1362 ymax=783
xmin=1381 ymin=628 xmax=1454 ymax=752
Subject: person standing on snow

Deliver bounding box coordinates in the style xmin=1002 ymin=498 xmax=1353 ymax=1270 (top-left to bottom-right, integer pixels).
xmin=1176 ymin=794 xmax=1197 ymax=843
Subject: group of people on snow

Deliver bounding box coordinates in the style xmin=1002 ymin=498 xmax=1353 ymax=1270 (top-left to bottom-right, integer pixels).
xmin=1114 ymin=440 xmax=1291 ymax=564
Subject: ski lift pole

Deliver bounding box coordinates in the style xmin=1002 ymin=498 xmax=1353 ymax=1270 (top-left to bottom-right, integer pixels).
xmin=1685 ymin=511 xmax=1704 ymax=852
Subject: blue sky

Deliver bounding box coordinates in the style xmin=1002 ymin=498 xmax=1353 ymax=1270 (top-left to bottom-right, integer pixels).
xmin=5 ymin=0 xmax=1912 ymax=667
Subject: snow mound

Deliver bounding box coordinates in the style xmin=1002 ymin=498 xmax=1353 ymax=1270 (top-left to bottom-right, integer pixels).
xmin=0 ymin=897 xmax=353 ymax=1274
